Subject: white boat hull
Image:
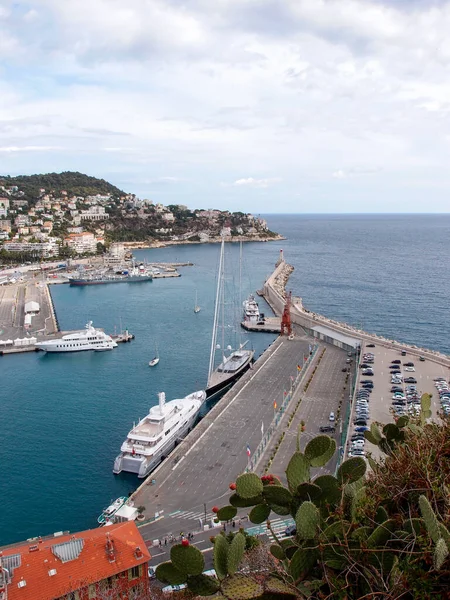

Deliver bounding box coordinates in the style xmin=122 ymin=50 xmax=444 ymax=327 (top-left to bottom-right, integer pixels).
xmin=36 ymin=342 xmax=117 ymax=352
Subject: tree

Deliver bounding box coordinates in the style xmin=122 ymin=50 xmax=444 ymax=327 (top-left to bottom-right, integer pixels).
xmin=156 ymin=397 xmax=450 ymax=599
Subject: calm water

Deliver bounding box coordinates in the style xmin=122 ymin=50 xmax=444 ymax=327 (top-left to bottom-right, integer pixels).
xmin=1 ymin=214 xmax=449 ymax=545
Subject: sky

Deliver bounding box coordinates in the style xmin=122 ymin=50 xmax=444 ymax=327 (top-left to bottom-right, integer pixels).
xmin=1 ymin=1 xmax=450 ymax=213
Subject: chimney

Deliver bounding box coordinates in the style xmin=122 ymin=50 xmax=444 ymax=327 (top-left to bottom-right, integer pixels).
xmin=105 ymin=534 xmax=116 ymax=563
xmin=134 ymin=546 xmax=143 ymax=559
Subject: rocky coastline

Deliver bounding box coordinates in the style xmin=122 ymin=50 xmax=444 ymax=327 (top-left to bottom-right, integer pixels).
xmin=122 ymin=234 xmax=285 ymax=250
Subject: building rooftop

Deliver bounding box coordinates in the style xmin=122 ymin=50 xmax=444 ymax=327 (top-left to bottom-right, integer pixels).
xmin=0 ymin=522 xmax=150 ymax=600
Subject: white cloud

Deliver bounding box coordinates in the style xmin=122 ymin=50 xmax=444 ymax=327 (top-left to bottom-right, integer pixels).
xmin=1 ymin=1 xmax=450 ymax=211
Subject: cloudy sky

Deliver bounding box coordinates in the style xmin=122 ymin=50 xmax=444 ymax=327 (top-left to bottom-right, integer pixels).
xmin=1 ymin=0 xmax=450 ymax=213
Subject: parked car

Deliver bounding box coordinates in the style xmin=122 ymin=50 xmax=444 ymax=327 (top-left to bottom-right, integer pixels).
xmin=285 ymin=524 xmax=297 ymax=536
xmin=404 ymin=362 xmax=415 ymax=367
xmin=404 ymin=377 xmax=417 ymax=384
xmin=419 ymin=356 xmax=425 ymax=361
xmin=319 ymin=425 xmax=335 ymax=433
xmin=355 ymin=426 xmax=369 ymax=432
xmin=391 ymin=360 xmax=401 ymax=364
xmin=367 ymin=343 xmax=375 ymax=347
xmin=329 ymin=411 xmax=335 ymax=422
xmin=401 ymin=350 xmax=407 ymax=356
xmin=162 ymin=584 xmax=188 ymax=594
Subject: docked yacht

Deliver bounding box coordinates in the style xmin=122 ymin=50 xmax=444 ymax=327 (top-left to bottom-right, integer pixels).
xmin=243 ymin=294 xmax=260 ymax=324
xmin=113 ymin=390 xmax=206 ymax=478
xmin=97 ymin=496 xmax=127 ymax=525
xmin=35 ymin=321 xmax=117 ymax=352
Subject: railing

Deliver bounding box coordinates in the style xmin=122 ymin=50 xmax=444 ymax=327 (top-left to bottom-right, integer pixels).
xmin=246 ymin=344 xmax=319 ymax=472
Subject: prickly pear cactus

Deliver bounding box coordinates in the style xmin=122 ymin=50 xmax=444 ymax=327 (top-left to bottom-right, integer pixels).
xmin=221 ymin=574 xmax=264 ymax=600
xmin=155 ymin=561 xmax=188 ymax=585
xmin=249 ymin=503 xmax=271 ymax=524
xmin=227 ymin=532 xmax=246 ymax=575
xmin=285 ymin=451 xmax=310 ymax=492
xmin=304 ymin=435 xmax=332 ymax=466
xmin=337 ymin=457 xmax=366 ymax=485
xmin=295 ymin=501 xmax=320 ymax=540
xmin=171 ymin=543 xmax=205 ymax=575
xmin=236 ymin=473 xmax=264 ymax=498
xmin=216 ymin=505 xmax=238 ymax=522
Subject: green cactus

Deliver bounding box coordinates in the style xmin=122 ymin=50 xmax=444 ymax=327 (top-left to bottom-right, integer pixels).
xmin=375 ymin=506 xmax=389 ymax=524
xmin=320 ymin=520 xmax=349 ymax=541
xmin=171 ymin=543 xmax=205 ymax=576
xmin=434 ymin=538 xmax=449 ymax=569
xmin=295 ymin=501 xmax=320 ymax=540
xmin=155 ymin=561 xmax=188 ymax=585
xmin=187 ymin=574 xmax=221 ymax=596
xmin=351 ymin=526 xmax=372 ymax=541
xmin=285 ymin=451 xmax=310 ymax=492
xmin=217 ymin=505 xmax=238 ymax=522
xmin=313 ymin=474 xmax=341 ymax=505
xmin=269 ymin=503 xmax=292 ymax=516
xmin=337 ymin=457 xmax=366 ymax=485
xmin=364 ymin=430 xmax=380 ymax=445
xmin=419 ymin=495 xmax=441 ymax=543
xmin=396 ymin=415 xmax=409 ymax=428
xmin=229 ymin=493 xmax=264 ymax=508
xmin=322 ymin=543 xmax=347 ymax=570
xmin=367 ymin=520 xmax=396 ymax=548
xmin=289 ymin=547 xmax=318 ymax=580
xmin=264 ymin=577 xmax=298 ymax=597
xmin=220 ymin=574 xmax=264 ymax=600
xmin=213 ymin=533 xmax=229 ymax=580
xmin=269 ymin=544 xmax=285 ymax=560
xmin=296 ymin=482 xmax=322 ymax=501
xmin=421 ymin=393 xmax=431 ymax=412
xmin=403 ymin=518 xmax=424 ymax=535
xmin=227 ymin=532 xmax=246 ymax=575
xmin=262 ymin=484 xmax=293 ymax=507
xmin=439 ymin=523 xmax=450 ymax=549
xmin=249 ymin=503 xmax=271 ymax=524
xmin=304 ymin=435 xmax=331 ymax=464
xmin=383 ymin=423 xmax=404 ymax=442
xmin=236 ymin=472 xmax=264 ymax=498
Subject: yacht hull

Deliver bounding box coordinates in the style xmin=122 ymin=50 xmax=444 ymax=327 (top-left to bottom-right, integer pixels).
xmin=206 ymin=352 xmax=254 ymax=399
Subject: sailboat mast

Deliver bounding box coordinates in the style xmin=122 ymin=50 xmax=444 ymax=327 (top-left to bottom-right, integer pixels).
xmin=207 ymin=238 xmax=224 ymax=383
xmin=238 ymin=241 xmax=243 ymax=349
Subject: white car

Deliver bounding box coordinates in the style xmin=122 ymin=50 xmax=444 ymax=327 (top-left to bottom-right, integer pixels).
xmin=329 ymin=411 xmax=335 ymax=421
xmin=162 ymin=584 xmax=188 ymax=594
xmin=404 ymin=366 xmax=415 ymax=372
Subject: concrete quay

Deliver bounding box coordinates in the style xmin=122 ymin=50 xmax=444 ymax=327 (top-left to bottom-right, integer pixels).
xmin=240 ymin=317 xmax=281 ymax=333
xmin=131 ymin=332 xmax=316 ymax=542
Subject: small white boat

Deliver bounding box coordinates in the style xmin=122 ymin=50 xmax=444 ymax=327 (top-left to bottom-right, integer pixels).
xmin=194 ymin=290 xmax=201 ymax=313
xmin=97 ymin=496 xmax=127 ymax=525
xmin=149 ymin=343 xmax=159 ymax=367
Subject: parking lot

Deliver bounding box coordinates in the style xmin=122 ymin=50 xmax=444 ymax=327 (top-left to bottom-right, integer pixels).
xmin=347 ymin=342 xmax=449 ymax=459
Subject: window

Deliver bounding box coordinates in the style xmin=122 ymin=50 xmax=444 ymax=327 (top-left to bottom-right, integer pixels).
xmin=88 ymin=584 xmax=96 ymax=599
xmin=128 ymin=565 xmax=140 ymax=580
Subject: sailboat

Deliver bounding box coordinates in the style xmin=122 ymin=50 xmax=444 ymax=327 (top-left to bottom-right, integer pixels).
xmin=206 ymin=239 xmax=254 ymax=399
xmin=194 ymin=290 xmax=201 ymax=313
xmin=148 ymin=343 xmax=159 ymax=367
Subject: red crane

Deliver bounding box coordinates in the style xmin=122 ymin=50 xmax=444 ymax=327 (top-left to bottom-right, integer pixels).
xmin=280 ymin=291 xmax=292 ymax=336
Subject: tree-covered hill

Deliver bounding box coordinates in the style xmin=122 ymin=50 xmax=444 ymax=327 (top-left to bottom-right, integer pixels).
xmin=0 ymin=171 xmax=125 ymax=201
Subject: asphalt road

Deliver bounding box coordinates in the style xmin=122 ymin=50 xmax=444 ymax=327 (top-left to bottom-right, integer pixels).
xmin=135 ymin=333 xmax=313 ymax=544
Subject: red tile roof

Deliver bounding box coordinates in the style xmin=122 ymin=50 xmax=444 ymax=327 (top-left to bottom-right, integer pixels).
xmin=0 ymin=522 xmax=151 ymax=600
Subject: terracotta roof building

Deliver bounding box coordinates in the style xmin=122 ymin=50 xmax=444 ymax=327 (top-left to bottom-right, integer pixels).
xmin=0 ymin=522 xmax=151 ymax=600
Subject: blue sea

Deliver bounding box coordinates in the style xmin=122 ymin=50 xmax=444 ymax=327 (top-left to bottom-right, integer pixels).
xmin=1 ymin=214 xmax=449 ymax=546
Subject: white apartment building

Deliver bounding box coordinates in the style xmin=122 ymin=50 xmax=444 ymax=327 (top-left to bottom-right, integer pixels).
xmin=64 ymin=232 xmax=97 ymax=254
xmin=80 ymin=205 xmax=109 ymax=221
xmin=2 ymin=240 xmax=58 ymax=257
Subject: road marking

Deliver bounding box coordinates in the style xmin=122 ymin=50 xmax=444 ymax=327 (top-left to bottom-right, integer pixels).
xmin=168 ymin=510 xmax=182 ymax=516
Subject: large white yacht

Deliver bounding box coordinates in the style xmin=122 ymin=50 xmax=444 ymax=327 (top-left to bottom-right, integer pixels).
xmin=243 ymin=294 xmax=260 ymax=324
xmin=113 ymin=390 xmax=206 ymax=478
xmin=35 ymin=321 xmax=117 ymax=352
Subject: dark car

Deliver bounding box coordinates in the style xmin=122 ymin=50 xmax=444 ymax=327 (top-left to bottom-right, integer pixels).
xmin=341 ymin=367 xmax=348 ymax=372
xmin=319 ymin=425 xmax=336 ymax=433
xmin=354 ymin=419 xmax=368 ymax=426
xmin=362 ymin=371 xmax=374 ymax=376
xmin=404 ymin=377 xmax=417 ymax=383
xmin=401 ymin=350 xmax=407 ymax=356
xmin=360 ymin=380 xmax=373 ymax=385
xmin=404 ymin=362 xmax=414 ymax=367
xmin=391 ymin=387 xmax=403 ymax=393
xmin=285 ymin=524 xmax=297 ymax=536
xmin=367 ymin=343 xmax=375 ymax=347
xmin=389 ymin=364 xmax=400 ymax=369
xmin=391 ymin=360 xmax=401 ymax=364
xmin=359 ymin=363 xmax=371 ymax=369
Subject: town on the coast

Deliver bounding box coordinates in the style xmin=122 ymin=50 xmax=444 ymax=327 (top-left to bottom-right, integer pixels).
xmin=0 ymin=172 xmax=280 ymax=263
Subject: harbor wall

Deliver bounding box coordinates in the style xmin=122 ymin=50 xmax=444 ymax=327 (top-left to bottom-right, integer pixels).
xmin=263 ymin=258 xmax=450 ymax=367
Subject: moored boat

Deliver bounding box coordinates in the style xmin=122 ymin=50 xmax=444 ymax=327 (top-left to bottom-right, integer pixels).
xmin=97 ymin=496 xmax=128 ymax=525
xmin=35 ymin=321 xmax=117 ymax=353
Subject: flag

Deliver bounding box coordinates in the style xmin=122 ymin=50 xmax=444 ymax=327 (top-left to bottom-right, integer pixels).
xmin=261 ymin=421 xmax=264 ymax=435
xmin=273 ymin=400 xmax=277 ymax=410
xmin=297 ymin=364 xmax=302 ymax=371
xmin=284 ymin=391 xmax=287 ymax=396
xmin=246 ymin=444 xmax=251 ymax=457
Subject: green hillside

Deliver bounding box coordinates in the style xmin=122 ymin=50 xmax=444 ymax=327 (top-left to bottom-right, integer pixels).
xmin=0 ymin=171 xmax=125 ymax=201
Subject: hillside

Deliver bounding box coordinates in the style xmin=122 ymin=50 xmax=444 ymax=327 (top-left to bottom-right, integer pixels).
xmin=0 ymin=171 xmax=125 ymax=202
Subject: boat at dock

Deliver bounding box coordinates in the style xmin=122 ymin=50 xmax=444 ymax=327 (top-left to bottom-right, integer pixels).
xmin=69 ymin=267 xmax=152 ymax=286
xmin=35 ymin=321 xmax=118 ymax=352
xmin=206 ymin=239 xmax=254 ymax=399
xmin=113 ymin=390 xmax=206 ymax=478
xmin=243 ymin=294 xmax=260 ymax=324
xmin=97 ymin=496 xmax=128 ymax=525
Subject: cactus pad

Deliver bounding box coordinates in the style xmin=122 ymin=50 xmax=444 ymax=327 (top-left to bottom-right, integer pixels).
xmin=314 ymin=474 xmax=341 ymax=505
xmin=311 ymin=437 xmax=336 ymax=468
xmin=403 ymin=518 xmax=424 ymax=535
xmin=249 ymin=503 xmax=271 ymax=524
xmin=383 ymin=423 xmax=404 ymax=442
xmin=322 ymin=543 xmax=347 ymax=570
xmin=296 ymin=482 xmax=322 ymax=501
xmin=227 ymin=532 xmax=246 ymax=575
xmin=221 ymin=574 xmax=264 ymax=599
xmin=187 ymin=574 xmax=221 ymax=596
xmin=435 ymin=538 xmax=449 ymax=569
xmin=171 ymin=543 xmax=205 ymax=576
xmin=213 ymin=533 xmax=229 ymax=580
xmin=320 ymin=520 xmax=349 ymax=541
xmin=217 ymin=505 xmax=238 ymax=522
xmin=396 ymin=415 xmax=409 ymax=428
xmin=439 ymin=524 xmax=450 ymax=549
xmin=236 ymin=473 xmax=264 ymax=499
xmin=337 ymin=457 xmax=367 ymax=485
xmin=364 ymin=430 xmax=380 ymax=446
xmin=421 ymin=393 xmax=431 ymax=412
xmin=295 ymin=500 xmax=320 ymax=540
xmin=269 ymin=503 xmax=291 ymax=516
xmin=289 ymin=547 xmax=318 ymax=579
xmin=269 ymin=544 xmax=286 ymax=560
xmin=229 ymin=493 xmax=263 ymax=508
xmin=419 ymin=495 xmax=441 ymax=543
xmin=285 ymin=451 xmax=310 ymax=492
xmin=262 ymin=484 xmax=293 ymax=507
xmin=304 ymin=435 xmax=331 ymax=464
xmin=369 ymin=422 xmax=383 ymax=442
xmin=375 ymin=506 xmax=389 ymax=524
xmin=367 ymin=519 xmax=396 ymax=547
xmin=265 ymin=576 xmax=298 ymax=596
xmin=155 ymin=561 xmax=188 ymax=585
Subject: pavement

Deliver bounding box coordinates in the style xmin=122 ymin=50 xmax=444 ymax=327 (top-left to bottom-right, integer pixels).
xmin=133 ymin=332 xmax=314 ymax=545
xmin=347 ymin=342 xmax=449 ymax=459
